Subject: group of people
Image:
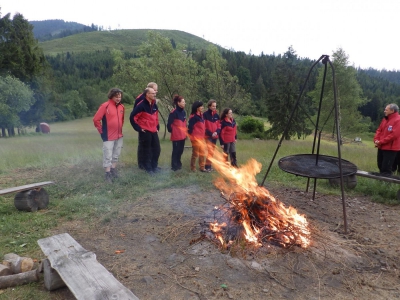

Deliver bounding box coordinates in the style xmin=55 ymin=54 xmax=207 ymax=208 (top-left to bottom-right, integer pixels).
xmin=374 ymin=103 xmax=400 ymax=176
xmin=93 ymin=83 xmax=237 ymax=182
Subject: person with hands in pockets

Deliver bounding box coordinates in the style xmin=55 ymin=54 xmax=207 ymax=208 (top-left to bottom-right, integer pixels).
xmin=219 ymin=108 xmax=238 ymax=168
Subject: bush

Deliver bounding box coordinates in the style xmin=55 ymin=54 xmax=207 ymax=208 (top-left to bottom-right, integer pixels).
xmin=239 ymin=116 xmax=264 ymax=134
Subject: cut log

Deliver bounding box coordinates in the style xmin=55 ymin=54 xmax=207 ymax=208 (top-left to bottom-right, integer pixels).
xmin=0 ymin=269 xmax=39 ymax=289
xmin=14 ymin=188 xmax=49 ymax=212
xmin=42 ymin=259 xmax=66 ymax=291
xmin=0 ymin=264 xmax=13 ymax=276
xmin=3 ymin=254 xmax=34 ymax=274
xmin=3 ymin=253 xmax=19 ymax=261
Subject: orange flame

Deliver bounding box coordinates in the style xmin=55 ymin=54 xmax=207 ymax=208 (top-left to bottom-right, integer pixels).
xmin=208 ymin=144 xmax=311 ymax=248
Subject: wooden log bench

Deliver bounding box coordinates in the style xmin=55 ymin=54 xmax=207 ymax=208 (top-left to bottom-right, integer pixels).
xmin=355 ymin=170 xmax=400 ymax=200
xmin=329 ymin=171 xmax=400 ymax=200
xmin=37 ymin=233 xmax=138 ymax=300
xmin=0 ymin=181 xmax=54 ymax=211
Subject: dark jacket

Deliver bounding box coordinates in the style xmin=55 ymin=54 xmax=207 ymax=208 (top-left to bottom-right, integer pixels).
xmin=134 ymin=93 xmax=145 ymax=107
xmin=203 ymin=109 xmax=221 ymax=139
xmin=374 ymin=112 xmax=400 ymax=151
xmin=130 ymin=98 xmax=159 ymax=133
xmin=167 ymin=106 xmax=187 ymax=141
xmin=188 ymin=112 xmax=205 ymax=140
xmin=220 ymin=117 xmax=237 ymax=145
xmin=93 ymin=99 xmax=124 ymax=141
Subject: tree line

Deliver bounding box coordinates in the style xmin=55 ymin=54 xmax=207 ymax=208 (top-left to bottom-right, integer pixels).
xmin=1 ymin=11 xmax=400 ymax=139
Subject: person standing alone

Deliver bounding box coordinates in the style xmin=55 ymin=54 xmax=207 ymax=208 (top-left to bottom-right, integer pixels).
xmin=374 ymin=103 xmax=400 ymax=176
xmin=203 ymin=99 xmax=220 ymax=171
xmin=167 ymin=95 xmax=187 ymax=171
xmin=93 ymin=88 xmax=125 ymax=183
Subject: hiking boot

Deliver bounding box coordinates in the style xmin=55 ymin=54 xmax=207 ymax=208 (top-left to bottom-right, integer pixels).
xmin=105 ymin=172 xmax=113 ymax=183
xmin=110 ymin=168 xmax=118 ymax=178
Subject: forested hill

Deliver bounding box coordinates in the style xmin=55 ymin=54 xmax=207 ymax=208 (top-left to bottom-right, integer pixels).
xmin=38 ymin=28 xmax=216 ymax=56
xmin=30 ymin=19 xmax=99 ymax=42
xmin=361 ymin=68 xmax=400 ymax=85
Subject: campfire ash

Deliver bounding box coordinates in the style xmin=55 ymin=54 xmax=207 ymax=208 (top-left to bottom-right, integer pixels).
xmin=207 ymin=149 xmax=311 ymax=249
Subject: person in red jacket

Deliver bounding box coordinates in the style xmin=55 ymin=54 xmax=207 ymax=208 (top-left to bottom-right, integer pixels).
xmin=130 ymin=87 xmax=161 ymax=174
xmin=219 ymin=108 xmax=238 ymax=167
xmin=93 ymin=88 xmax=125 ymax=183
xmin=134 ymin=82 xmax=158 ymax=169
xmin=167 ymin=95 xmax=187 ymax=171
xmin=203 ymin=99 xmax=221 ymax=171
xmin=188 ymin=101 xmax=209 ymax=172
xmin=374 ymin=103 xmax=400 ymax=176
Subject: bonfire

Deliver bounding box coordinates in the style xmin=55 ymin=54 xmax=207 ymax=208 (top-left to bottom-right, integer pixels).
xmin=208 ymin=148 xmax=311 ymax=249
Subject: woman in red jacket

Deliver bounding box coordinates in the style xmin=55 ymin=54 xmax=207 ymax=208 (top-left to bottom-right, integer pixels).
xmin=219 ymin=108 xmax=238 ymax=167
xmin=188 ymin=101 xmax=209 ymax=172
xmin=167 ymin=95 xmax=187 ymax=171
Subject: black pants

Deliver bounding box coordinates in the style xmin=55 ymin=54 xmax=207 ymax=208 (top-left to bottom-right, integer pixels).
xmin=377 ymin=149 xmax=398 ymax=175
xmin=171 ymin=139 xmax=185 ymax=170
xmin=392 ymin=152 xmax=400 ymax=174
xmin=139 ymin=131 xmax=160 ymax=171
xmin=137 ymin=133 xmax=145 ymax=169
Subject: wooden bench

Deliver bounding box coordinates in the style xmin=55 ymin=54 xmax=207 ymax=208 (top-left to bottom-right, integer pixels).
xmin=38 ymin=233 xmax=139 ymax=300
xmin=355 ymin=170 xmax=400 ymax=200
xmin=0 ymin=181 xmax=54 ymax=211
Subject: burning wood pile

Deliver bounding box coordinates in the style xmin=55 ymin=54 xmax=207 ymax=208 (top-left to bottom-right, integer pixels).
xmin=207 ymin=151 xmax=311 ymax=249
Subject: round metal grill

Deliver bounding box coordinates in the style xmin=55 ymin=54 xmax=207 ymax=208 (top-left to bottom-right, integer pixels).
xmin=278 ymin=154 xmax=357 ymax=179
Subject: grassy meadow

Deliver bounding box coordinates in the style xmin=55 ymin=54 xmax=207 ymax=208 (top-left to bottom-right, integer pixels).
xmin=0 ymin=112 xmax=398 ymax=299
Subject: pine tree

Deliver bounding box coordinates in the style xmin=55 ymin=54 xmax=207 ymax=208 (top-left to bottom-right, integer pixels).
xmin=265 ymin=47 xmax=313 ymax=139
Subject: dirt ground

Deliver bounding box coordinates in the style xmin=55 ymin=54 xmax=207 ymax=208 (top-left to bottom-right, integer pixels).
xmin=49 ymin=182 xmax=400 ymax=300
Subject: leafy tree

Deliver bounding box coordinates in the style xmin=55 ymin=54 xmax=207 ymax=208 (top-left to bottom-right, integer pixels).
xmin=200 ymin=45 xmax=252 ymax=115
xmin=0 ymin=11 xmax=53 ymax=130
xmin=112 ymin=32 xmax=202 ymax=138
xmin=113 ymin=32 xmax=200 ymax=104
xmin=309 ymin=48 xmax=370 ymax=137
xmin=0 ymin=75 xmax=34 ymax=136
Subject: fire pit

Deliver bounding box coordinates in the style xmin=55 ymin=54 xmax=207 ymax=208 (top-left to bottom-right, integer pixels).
xmin=208 ymin=150 xmax=311 ymax=249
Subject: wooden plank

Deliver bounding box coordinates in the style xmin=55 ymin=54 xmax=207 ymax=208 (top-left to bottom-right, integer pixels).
xmin=356 ymin=170 xmax=400 ymax=184
xmin=38 ymin=233 xmax=138 ymax=300
xmin=0 ymin=181 xmax=54 ymax=196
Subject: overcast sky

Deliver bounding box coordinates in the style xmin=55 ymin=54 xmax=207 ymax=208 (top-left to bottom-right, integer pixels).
xmin=1 ymin=0 xmax=399 ymax=71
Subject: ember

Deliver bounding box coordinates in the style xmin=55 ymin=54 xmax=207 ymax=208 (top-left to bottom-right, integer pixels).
xmin=208 ymin=148 xmax=311 ymax=249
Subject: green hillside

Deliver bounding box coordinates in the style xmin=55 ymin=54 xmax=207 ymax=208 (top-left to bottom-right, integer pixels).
xmin=39 ymin=29 xmax=216 ymax=56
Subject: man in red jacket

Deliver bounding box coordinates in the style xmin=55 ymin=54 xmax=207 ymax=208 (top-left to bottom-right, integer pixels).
xmin=134 ymin=82 xmax=158 ymax=169
xmin=93 ymin=88 xmax=125 ymax=183
xmin=374 ymin=103 xmax=400 ymax=176
xmin=130 ymin=87 xmax=161 ymax=174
